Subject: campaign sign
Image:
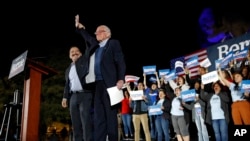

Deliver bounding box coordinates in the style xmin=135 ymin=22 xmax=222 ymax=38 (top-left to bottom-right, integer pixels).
xmin=8 ymin=50 xmax=28 ymax=79
xmin=148 ymin=105 xmax=163 ymax=116
xmin=220 ymin=51 xmax=233 ymax=69
xmin=234 ymin=49 xmax=248 ymax=61
xmin=200 ymin=58 xmax=211 ymax=68
xmin=185 ymin=55 xmax=199 ymax=68
xmin=201 ymin=70 xmax=219 ymax=85
xmin=164 ymin=70 xmax=176 ymax=81
xmin=143 ymin=65 xmax=156 ymax=75
xmin=158 ymin=69 xmax=170 ymax=77
xmin=181 ymin=89 xmax=196 ymax=102
xmin=215 ymin=59 xmax=223 ymax=69
xmin=125 ymin=75 xmax=140 ymax=82
xmin=241 ymin=80 xmax=250 ymax=93
xmin=129 ymin=90 xmax=144 ymax=101
xmin=175 ymin=61 xmax=184 ymax=69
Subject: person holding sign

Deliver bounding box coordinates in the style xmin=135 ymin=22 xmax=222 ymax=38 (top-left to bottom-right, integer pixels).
xmin=185 ymin=66 xmax=213 ymax=93
xmin=170 ymin=87 xmax=190 ymax=141
xmin=143 ymin=72 xmax=161 ymax=140
xmin=153 ymin=89 xmax=171 ymax=141
xmin=240 ymin=66 xmax=250 ymax=80
xmin=168 ymin=75 xmax=190 ymax=92
xmin=182 ymin=92 xmax=209 ymax=141
xmin=218 ymin=68 xmax=250 ymax=125
xmin=200 ymin=81 xmax=230 ymax=141
xmin=126 ymin=82 xmax=152 ymax=141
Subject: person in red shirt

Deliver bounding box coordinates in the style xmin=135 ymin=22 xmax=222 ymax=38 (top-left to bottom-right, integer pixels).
xmin=121 ymin=89 xmax=134 ymax=139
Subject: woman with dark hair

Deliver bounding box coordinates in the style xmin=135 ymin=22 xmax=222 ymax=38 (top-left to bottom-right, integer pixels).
xmin=154 ymin=89 xmax=171 ymax=141
xmin=120 ymin=89 xmax=134 ymax=139
xmin=218 ymin=68 xmax=250 ymax=125
xmin=170 ymin=87 xmax=190 ymax=141
xmin=241 ymin=66 xmax=250 ymax=80
xmin=200 ymin=81 xmax=230 ymax=141
xmin=126 ymin=82 xmax=152 ymax=141
xmin=169 ymin=76 xmax=190 ymax=92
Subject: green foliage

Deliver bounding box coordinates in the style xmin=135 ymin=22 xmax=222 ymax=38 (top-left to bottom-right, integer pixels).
xmin=40 ymin=48 xmax=71 ymax=126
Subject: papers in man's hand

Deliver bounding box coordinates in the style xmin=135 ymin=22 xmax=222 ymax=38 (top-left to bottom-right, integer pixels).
xmin=129 ymin=90 xmax=144 ymax=101
xmin=107 ymin=86 xmax=124 ymax=106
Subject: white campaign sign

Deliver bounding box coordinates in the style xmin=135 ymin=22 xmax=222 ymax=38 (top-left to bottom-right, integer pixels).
xmin=201 ymin=70 xmax=219 ymax=84
xmin=129 ymin=90 xmax=144 ymax=101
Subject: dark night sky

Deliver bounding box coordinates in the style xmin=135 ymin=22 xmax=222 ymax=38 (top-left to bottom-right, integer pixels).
xmin=0 ymin=1 xmax=243 ymax=78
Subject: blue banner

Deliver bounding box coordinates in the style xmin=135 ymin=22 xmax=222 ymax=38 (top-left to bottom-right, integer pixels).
xmin=171 ymin=33 xmax=250 ymax=75
xmin=206 ymin=33 xmax=250 ymax=71
xmin=143 ymin=65 xmax=156 ymax=75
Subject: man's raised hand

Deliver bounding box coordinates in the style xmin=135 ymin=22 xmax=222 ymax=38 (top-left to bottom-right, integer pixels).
xmin=75 ymin=14 xmax=80 ymax=28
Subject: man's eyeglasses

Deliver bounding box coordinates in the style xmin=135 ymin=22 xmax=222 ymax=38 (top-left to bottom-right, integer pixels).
xmin=95 ymin=30 xmax=106 ymax=35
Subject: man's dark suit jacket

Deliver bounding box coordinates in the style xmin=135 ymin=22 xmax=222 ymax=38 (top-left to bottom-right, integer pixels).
xmin=76 ymin=28 xmax=126 ymax=88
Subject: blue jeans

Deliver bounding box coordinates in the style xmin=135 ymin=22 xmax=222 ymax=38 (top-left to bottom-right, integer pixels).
xmin=149 ymin=115 xmax=156 ymax=139
xmin=155 ymin=115 xmax=170 ymax=141
xmin=121 ymin=113 xmax=133 ymax=136
xmin=212 ymin=119 xmax=228 ymax=141
xmin=195 ymin=114 xmax=209 ymax=141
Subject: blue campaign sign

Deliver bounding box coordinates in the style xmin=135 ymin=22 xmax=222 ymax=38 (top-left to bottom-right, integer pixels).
xmin=158 ymin=69 xmax=170 ymax=77
xmin=234 ymin=49 xmax=248 ymax=60
xmin=143 ymin=65 xmax=156 ymax=75
xmin=241 ymin=80 xmax=250 ymax=93
xmin=181 ymin=89 xmax=196 ymax=102
xmin=148 ymin=105 xmax=163 ymax=116
xmin=164 ymin=69 xmax=176 ymax=81
xmin=220 ymin=51 xmax=233 ymax=68
xmin=185 ymin=55 xmax=199 ymax=68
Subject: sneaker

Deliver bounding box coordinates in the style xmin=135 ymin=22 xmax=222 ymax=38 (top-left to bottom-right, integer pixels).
xmin=127 ymin=136 xmax=134 ymax=140
xmin=171 ymin=134 xmax=177 ymax=139
xmin=123 ymin=135 xmax=129 ymax=140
